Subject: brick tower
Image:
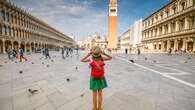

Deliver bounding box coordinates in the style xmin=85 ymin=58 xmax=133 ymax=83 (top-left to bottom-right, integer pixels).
xmin=108 ymin=0 xmax=118 ymax=49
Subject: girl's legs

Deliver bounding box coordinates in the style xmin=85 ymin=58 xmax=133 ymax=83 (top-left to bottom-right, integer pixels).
xmin=93 ymin=90 xmax=98 ymax=110
xmin=98 ymin=89 xmax=102 ymax=110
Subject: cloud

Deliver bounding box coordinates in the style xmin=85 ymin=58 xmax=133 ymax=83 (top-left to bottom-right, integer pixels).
xmin=11 ymin=0 xmax=107 ymax=40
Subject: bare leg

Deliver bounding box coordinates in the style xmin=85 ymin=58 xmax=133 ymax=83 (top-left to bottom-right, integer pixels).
xmin=93 ymin=91 xmax=98 ymax=110
xmin=98 ymin=90 xmax=102 ymax=110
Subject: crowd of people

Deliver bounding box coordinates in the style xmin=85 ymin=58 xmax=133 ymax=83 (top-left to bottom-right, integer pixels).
xmin=7 ymin=47 xmax=27 ymax=62
xmin=5 ymin=46 xmax=78 ymax=62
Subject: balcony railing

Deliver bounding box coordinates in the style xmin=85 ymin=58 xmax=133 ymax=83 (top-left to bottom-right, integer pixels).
xmin=142 ymin=28 xmax=195 ymax=42
xmin=143 ymin=5 xmax=195 ymax=31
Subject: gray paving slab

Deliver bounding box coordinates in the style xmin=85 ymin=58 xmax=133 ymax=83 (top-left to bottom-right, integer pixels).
xmin=0 ymin=52 xmax=195 ymax=110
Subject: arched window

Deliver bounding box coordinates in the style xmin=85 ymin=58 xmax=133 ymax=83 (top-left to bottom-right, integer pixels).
xmin=180 ymin=1 xmax=186 ymax=10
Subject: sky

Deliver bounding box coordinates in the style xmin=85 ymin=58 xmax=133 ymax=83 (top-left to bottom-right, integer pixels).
xmin=10 ymin=0 xmax=170 ymax=40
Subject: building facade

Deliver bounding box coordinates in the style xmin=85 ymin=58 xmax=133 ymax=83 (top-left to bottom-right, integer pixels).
xmin=0 ymin=0 xmax=73 ymax=53
xmin=120 ymin=29 xmax=131 ymax=51
xmin=108 ymin=0 xmax=118 ymax=49
xmin=120 ymin=19 xmax=142 ymax=53
xmin=142 ymin=0 xmax=195 ymax=53
xmin=78 ymin=33 xmax=107 ymax=50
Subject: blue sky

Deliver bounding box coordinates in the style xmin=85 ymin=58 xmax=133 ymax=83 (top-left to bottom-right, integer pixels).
xmin=11 ymin=0 xmax=170 ymax=40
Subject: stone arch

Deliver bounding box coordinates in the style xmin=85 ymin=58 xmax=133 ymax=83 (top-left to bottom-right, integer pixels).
xmin=5 ymin=40 xmax=12 ymax=52
xmin=13 ymin=41 xmax=19 ymax=51
xmin=26 ymin=42 xmax=30 ymax=52
xmin=31 ymin=42 xmax=34 ymax=52
xmin=35 ymin=43 xmax=38 ymax=49
xmin=20 ymin=41 xmax=25 ymax=52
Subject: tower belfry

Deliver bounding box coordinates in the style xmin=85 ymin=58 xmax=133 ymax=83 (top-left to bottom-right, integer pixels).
xmin=107 ymin=0 xmax=118 ymax=49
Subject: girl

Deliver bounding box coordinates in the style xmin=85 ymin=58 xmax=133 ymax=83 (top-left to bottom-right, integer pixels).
xmin=81 ymin=46 xmax=112 ymax=110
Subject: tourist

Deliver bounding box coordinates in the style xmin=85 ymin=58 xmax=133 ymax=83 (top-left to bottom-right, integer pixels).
xmin=66 ymin=48 xmax=69 ymax=57
xmin=61 ymin=48 xmax=65 ymax=59
xmin=45 ymin=48 xmax=51 ymax=59
xmin=19 ymin=48 xmax=27 ymax=62
xmin=13 ymin=49 xmax=17 ymax=59
xmin=7 ymin=47 xmax=12 ymax=60
xmin=125 ymin=48 xmax=128 ymax=54
xmin=81 ymin=46 xmax=112 ymax=110
xmin=138 ymin=48 xmax=141 ymax=55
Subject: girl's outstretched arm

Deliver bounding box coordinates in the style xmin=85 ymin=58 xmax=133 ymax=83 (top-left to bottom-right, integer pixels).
xmin=81 ymin=52 xmax=91 ymax=62
xmin=101 ymin=52 xmax=112 ymax=61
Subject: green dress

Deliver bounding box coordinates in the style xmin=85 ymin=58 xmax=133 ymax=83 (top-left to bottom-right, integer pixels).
xmin=90 ymin=77 xmax=108 ymax=91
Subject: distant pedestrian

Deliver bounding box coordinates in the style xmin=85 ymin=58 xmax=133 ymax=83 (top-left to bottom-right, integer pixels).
xmin=7 ymin=47 xmax=12 ymax=60
xmin=125 ymin=48 xmax=128 ymax=54
xmin=138 ymin=48 xmax=141 ymax=55
xmin=19 ymin=48 xmax=27 ymax=62
xmin=66 ymin=48 xmax=69 ymax=57
xmin=42 ymin=48 xmax=45 ymax=55
xmin=81 ymin=46 xmax=112 ymax=110
xmin=13 ymin=49 xmax=17 ymax=59
xmin=168 ymin=48 xmax=172 ymax=55
xmin=61 ymin=48 xmax=65 ymax=59
xmin=45 ymin=48 xmax=51 ymax=59
xmin=76 ymin=47 xmax=79 ymax=55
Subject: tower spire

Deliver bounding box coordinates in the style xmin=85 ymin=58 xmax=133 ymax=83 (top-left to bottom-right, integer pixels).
xmin=107 ymin=0 xmax=118 ymax=49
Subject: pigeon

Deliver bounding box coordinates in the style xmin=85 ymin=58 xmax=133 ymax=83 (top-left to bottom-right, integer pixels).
xmin=0 ymin=65 xmax=3 ymax=67
xmin=153 ymin=60 xmax=157 ymax=63
xmin=129 ymin=60 xmax=135 ymax=63
xmin=46 ymin=65 xmax=50 ymax=67
xmin=28 ymin=89 xmax=38 ymax=94
xmin=15 ymin=61 xmax=17 ymax=63
xmin=51 ymin=60 xmax=54 ymax=62
xmin=75 ymin=66 xmax=78 ymax=70
xmin=19 ymin=70 xmax=23 ymax=74
xmin=184 ymin=61 xmax=188 ymax=63
xmin=31 ymin=62 xmax=34 ymax=64
xmin=145 ymin=57 xmax=147 ymax=60
xmin=42 ymin=62 xmax=44 ymax=64
xmin=188 ymin=57 xmax=191 ymax=60
xmin=80 ymin=93 xmax=85 ymax=97
xmin=66 ymin=78 xmax=70 ymax=82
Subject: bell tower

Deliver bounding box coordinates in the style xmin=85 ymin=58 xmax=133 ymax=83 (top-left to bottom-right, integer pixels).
xmin=108 ymin=0 xmax=118 ymax=49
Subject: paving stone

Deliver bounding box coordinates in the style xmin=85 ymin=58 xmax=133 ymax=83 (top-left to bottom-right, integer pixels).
xmin=0 ymin=52 xmax=195 ymax=110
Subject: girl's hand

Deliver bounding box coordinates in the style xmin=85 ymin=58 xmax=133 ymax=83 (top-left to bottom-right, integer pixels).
xmin=88 ymin=52 xmax=92 ymax=55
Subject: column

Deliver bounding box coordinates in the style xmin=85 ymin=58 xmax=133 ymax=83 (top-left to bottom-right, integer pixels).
xmin=182 ymin=39 xmax=187 ymax=50
xmin=18 ymin=41 xmax=21 ymax=48
xmin=152 ymin=29 xmax=155 ymax=37
xmin=161 ymin=41 xmax=165 ymax=52
xmin=157 ymin=27 xmax=160 ymax=36
xmin=24 ymin=42 xmax=27 ymax=52
xmin=193 ymin=38 xmax=195 ymax=52
xmin=167 ymin=40 xmax=171 ymax=50
xmin=187 ymin=0 xmax=193 ymax=7
xmin=176 ymin=20 xmax=179 ymax=31
xmin=174 ymin=39 xmax=178 ymax=50
xmin=2 ymin=39 xmax=5 ymax=54
xmin=162 ymin=25 xmax=165 ymax=34
xmin=184 ymin=17 xmax=190 ymax=30
xmin=156 ymin=42 xmax=159 ymax=51
xmin=168 ymin=23 xmax=171 ymax=33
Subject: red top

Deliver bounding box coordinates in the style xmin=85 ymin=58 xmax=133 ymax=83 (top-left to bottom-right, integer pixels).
xmin=90 ymin=60 xmax=105 ymax=78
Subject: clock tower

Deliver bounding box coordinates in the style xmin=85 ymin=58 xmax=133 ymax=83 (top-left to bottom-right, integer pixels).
xmin=108 ymin=0 xmax=118 ymax=49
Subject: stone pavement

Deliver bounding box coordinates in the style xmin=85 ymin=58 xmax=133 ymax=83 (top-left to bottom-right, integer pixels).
xmin=0 ymin=52 xmax=195 ymax=110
